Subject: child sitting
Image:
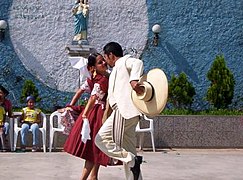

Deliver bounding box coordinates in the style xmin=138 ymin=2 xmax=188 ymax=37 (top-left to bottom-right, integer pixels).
xmin=19 ymin=96 xmax=42 ymax=152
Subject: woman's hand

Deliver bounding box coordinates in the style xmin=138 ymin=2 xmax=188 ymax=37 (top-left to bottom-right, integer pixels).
xmin=82 ymin=114 xmax=87 ymax=119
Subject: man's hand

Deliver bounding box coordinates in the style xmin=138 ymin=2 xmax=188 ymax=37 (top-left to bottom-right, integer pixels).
xmin=130 ymin=80 xmax=144 ymax=95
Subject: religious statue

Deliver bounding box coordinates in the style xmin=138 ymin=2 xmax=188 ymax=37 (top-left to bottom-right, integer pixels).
xmin=72 ymin=0 xmax=89 ymax=43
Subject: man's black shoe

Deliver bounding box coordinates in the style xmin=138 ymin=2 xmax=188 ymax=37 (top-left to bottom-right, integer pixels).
xmin=130 ymin=156 xmax=143 ymax=180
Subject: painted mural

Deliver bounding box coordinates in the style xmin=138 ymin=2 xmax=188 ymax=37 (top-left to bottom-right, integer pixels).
xmin=0 ymin=0 xmax=242 ymax=110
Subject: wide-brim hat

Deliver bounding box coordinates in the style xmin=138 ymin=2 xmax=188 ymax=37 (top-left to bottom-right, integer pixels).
xmin=0 ymin=85 xmax=9 ymax=96
xmin=131 ymin=68 xmax=168 ymax=116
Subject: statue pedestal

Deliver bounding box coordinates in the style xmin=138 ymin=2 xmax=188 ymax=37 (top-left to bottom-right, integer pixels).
xmin=66 ymin=41 xmax=96 ymax=58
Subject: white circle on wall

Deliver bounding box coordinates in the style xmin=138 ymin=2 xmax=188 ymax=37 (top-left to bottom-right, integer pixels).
xmin=8 ymin=0 xmax=148 ymax=91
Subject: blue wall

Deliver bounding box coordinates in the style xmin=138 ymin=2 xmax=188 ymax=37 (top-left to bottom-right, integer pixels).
xmin=142 ymin=0 xmax=243 ymax=109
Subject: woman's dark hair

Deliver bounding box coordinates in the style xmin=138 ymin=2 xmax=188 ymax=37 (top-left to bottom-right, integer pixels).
xmin=0 ymin=85 xmax=9 ymax=96
xmin=87 ymin=53 xmax=101 ymax=67
xmin=103 ymin=42 xmax=123 ymax=57
xmin=26 ymin=95 xmax=35 ymax=103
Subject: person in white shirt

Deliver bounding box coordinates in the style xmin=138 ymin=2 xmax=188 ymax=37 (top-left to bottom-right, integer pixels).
xmin=95 ymin=42 xmax=144 ymax=180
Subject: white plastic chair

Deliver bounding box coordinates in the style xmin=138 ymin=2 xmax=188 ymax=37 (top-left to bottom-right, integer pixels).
xmin=13 ymin=112 xmax=47 ymax=153
xmin=136 ymin=115 xmax=155 ymax=152
xmin=6 ymin=115 xmax=14 ymax=151
xmin=49 ymin=111 xmax=64 ymax=152
xmin=0 ymin=115 xmax=12 ymax=151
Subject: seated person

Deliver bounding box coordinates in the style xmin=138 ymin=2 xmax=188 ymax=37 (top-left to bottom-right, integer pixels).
xmin=19 ymin=96 xmax=42 ymax=152
xmin=0 ymin=85 xmax=12 ymax=150
xmin=0 ymin=85 xmax=12 ymax=136
xmin=0 ymin=105 xmax=6 ymax=151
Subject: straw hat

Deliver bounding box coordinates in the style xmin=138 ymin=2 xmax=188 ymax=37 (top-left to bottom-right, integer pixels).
xmin=131 ymin=68 xmax=168 ymax=116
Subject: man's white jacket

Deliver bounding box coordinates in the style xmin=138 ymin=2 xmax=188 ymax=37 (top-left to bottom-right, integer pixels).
xmin=108 ymin=55 xmax=144 ymax=119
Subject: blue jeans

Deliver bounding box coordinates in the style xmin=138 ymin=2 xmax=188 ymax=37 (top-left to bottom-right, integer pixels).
xmin=21 ymin=123 xmax=39 ymax=146
xmin=3 ymin=122 xmax=9 ymax=135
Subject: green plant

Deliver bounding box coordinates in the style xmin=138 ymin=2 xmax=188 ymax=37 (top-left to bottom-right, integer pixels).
xmin=20 ymin=79 xmax=41 ymax=103
xmin=168 ymin=72 xmax=196 ymax=109
xmin=206 ymin=55 xmax=235 ymax=109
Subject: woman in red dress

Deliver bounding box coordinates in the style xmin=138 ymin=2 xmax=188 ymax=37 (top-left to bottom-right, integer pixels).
xmin=64 ymin=53 xmax=110 ymax=180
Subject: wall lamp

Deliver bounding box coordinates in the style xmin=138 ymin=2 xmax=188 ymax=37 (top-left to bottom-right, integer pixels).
xmin=0 ymin=20 xmax=8 ymax=41
xmin=152 ymin=24 xmax=161 ymax=46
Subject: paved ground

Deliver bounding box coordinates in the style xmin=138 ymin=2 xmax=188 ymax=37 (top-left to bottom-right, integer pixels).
xmin=1 ymin=148 xmax=243 ymax=180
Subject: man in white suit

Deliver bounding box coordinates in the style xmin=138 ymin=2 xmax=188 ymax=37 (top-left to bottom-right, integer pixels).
xmin=95 ymin=42 xmax=144 ymax=180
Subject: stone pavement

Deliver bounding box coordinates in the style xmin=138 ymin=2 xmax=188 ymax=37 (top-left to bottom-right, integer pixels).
xmin=1 ymin=149 xmax=243 ymax=180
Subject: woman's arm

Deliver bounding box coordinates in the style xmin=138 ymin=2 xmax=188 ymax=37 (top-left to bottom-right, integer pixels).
xmin=70 ymin=88 xmax=85 ymax=106
xmin=81 ymin=95 xmax=96 ymax=119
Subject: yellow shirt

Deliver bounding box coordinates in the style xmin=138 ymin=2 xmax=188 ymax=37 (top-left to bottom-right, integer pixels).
xmin=22 ymin=107 xmax=41 ymax=123
xmin=0 ymin=106 xmax=5 ymax=126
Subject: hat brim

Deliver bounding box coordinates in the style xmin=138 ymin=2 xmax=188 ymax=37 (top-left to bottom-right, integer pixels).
xmin=131 ymin=68 xmax=168 ymax=116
